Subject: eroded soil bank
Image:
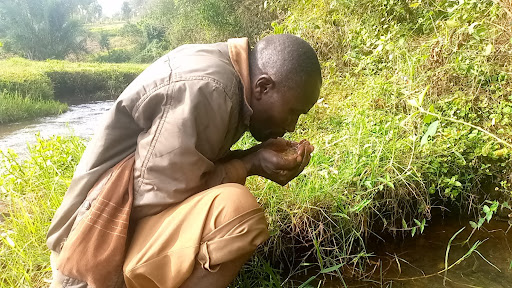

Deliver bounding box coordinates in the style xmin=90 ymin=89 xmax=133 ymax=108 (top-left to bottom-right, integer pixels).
xmin=303 ymin=215 xmax=511 ymax=288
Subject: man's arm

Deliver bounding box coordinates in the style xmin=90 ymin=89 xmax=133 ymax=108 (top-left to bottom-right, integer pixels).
xmin=224 ymin=138 xmax=315 ymax=186
xmin=130 ymin=79 xmax=245 ymax=218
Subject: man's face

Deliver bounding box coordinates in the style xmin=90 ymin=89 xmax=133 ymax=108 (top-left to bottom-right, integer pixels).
xmin=249 ymin=76 xmax=320 ymax=142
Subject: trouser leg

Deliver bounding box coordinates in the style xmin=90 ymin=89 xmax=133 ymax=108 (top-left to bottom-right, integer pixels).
xmin=123 ymin=183 xmax=269 ymax=288
xmin=179 ymin=251 xmax=252 ymax=288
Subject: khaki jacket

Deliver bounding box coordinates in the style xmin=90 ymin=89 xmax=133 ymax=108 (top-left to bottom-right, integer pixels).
xmin=47 ymin=38 xmax=253 ymax=252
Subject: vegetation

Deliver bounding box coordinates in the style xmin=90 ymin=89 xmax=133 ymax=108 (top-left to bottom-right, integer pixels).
xmin=90 ymin=0 xmax=275 ymax=63
xmin=0 ymin=0 xmax=93 ymax=60
xmin=0 ymin=92 xmax=68 ymax=124
xmin=233 ymin=0 xmax=512 ymax=285
xmin=0 ymin=57 xmax=145 ymax=123
xmin=1 ymin=0 xmax=512 ymax=287
xmin=0 ymin=136 xmax=85 ymax=286
xmin=0 ymin=58 xmax=146 ymax=102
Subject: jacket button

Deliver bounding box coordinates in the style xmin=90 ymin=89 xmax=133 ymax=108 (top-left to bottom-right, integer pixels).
xmin=83 ymin=201 xmax=91 ymax=210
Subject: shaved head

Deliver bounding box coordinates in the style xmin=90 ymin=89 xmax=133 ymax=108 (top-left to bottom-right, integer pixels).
xmin=247 ymin=34 xmax=322 ymax=141
xmin=249 ymin=34 xmax=322 ymax=93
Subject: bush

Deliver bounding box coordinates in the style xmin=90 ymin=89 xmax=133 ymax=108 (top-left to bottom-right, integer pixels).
xmin=89 ymin=49 xmax=134 ymax=64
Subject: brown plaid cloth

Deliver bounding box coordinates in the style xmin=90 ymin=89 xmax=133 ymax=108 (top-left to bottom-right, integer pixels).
xmin=57 ymin=154 xmax=135 ymax=287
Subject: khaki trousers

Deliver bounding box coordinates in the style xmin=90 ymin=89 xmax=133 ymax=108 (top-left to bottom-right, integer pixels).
xmin=51 ymin=183 xmax=269 ymax=288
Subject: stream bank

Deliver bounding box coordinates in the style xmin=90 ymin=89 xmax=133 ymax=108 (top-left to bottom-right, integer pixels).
xmin=293 ymin=215 xmax=512 ymax=288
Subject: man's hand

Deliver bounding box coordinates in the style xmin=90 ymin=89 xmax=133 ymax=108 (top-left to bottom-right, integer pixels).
xmin=241 ymin=138 xmax=314 ymax=186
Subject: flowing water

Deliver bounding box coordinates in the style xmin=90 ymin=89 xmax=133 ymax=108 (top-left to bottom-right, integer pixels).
xmin=298 ymin=216 xmax=512 ymax=288
xmin=0 ymin=101 xmax=113 ymax=155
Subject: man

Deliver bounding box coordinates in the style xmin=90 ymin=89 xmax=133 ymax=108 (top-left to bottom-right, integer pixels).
xmin=48 ymin=34 xmax=322 ymax=287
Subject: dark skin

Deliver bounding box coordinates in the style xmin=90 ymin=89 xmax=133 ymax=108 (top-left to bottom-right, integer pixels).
xmin=240 ymin=72 xmax=321 ymax=185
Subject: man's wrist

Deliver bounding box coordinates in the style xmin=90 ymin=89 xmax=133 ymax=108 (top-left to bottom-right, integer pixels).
xmin=240 ymin=152 xmax=260 ymax=176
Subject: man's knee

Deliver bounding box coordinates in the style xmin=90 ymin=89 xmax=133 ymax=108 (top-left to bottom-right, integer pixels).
xmin=209 ymin=183 xmax=262 ymax=223
xmin=201 ymin=183 xmax=269 ymax=249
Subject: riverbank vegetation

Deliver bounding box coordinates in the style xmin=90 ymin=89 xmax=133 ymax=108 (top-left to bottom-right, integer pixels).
xmin=0 ymin=58 xmax=145 ymax=123
xmin=0 ymin=92 xmax=68 ymax=124
xmin=0 ymin=58 xmax=146 ymax=102
xmin=1 ymin=0 xmax=512 ymax=287
xmin=0 ymin=136 xmax=85 ymax=286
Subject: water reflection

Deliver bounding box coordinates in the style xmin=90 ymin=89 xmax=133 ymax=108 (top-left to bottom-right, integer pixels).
xmin=312 ymin=217 xmax=512 ymax=288
xmin=0 ymin=101 xmax=113 ymax=155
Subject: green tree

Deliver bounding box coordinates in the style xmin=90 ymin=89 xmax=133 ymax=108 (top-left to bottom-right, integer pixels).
xmin=0 ymin=0 xmax=89 ymax=60
xmin=79 ymin=1 xmax=102 ymax=23
xmin=122 ymin=1 xmax=132 ymax=20
xmin=141 ymin=0 xmax=274 ymax=49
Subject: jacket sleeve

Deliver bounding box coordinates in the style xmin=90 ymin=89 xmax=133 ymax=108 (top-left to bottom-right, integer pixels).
xmin=130 ymin=78 xmax=247 ymax=218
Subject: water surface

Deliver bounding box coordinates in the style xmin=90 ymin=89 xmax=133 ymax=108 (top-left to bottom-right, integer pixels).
xmin=0 ymin=101 xmax=113 ymax=155
xmin=301 ymin=217 xmax=512 ymax=288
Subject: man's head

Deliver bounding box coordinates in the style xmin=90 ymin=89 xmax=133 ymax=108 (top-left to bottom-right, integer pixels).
xmin=248 ymin=34 xmax=322 ymax=142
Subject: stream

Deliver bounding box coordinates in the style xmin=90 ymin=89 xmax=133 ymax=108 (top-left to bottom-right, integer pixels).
xmin=0 ymin=101 xmax=113 ymax=155
xmin=295 ymin=216 xmax=512 ymax=288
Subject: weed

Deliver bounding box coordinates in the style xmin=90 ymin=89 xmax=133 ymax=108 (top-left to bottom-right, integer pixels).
xmin=0 ymin=92 xmax=68 ymax=124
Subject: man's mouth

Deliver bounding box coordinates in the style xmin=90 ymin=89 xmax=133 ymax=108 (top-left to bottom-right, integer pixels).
xmin=269 ymin=130 xmax=286 ymax=139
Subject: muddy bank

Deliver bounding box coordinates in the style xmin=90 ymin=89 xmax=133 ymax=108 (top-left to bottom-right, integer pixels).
xmin=299 ymin=215 xmax=512 ymax=288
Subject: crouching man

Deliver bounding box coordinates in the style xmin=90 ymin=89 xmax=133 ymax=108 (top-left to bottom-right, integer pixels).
xmin=47 ymin=34 xmax=322 ymax=288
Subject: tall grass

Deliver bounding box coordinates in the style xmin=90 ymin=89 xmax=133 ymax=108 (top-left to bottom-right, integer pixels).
xmin=0 ymin=136 xmax=85 ymax=287
xmin=0 ymin=92 xmax=68 ymax=124
xmin=231 ymin=0 xmax=512 ymax=284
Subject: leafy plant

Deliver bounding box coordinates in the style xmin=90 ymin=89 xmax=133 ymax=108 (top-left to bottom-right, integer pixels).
xmin=0 ymin=0 xmax=90 ymax=60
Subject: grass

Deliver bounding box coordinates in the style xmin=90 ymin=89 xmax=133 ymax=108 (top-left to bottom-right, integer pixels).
xmin=0 ymin=58 xmax=147 ymax=101
xmin=2 ymin=0 xmax=512 ymax=287
xmin=0 ymin=92 xmax=68 ymax=124
xmin=0 ymin=57 xmax=146 ymax=124
xmin=0 ymin=136 xmax=85 ymax=287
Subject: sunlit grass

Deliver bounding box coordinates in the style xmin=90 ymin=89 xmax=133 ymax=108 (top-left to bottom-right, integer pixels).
xmin=0 ymin=136 xmax=85 ymax=287
xmin=0 ymin=93 xmax=68 ymax=124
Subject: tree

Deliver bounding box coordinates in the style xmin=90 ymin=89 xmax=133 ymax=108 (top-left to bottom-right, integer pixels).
xmin=0 ymin=0 xmax=88 ymax=60
xmin=122 ymin=1 xmax=132 ymax=20
xmin=141 ymin=0 xmax=275 ymax=49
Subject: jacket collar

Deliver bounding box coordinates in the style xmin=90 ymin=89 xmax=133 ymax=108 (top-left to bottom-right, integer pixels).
xmin=228 ymin=38 xmax=253 ymax=126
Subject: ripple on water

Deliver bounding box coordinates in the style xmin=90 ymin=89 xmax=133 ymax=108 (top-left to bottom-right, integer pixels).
xmin=0 ymin=101 xmax=114 ymax=156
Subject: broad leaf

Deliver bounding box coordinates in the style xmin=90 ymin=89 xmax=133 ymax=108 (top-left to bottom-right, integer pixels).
xmin=421 ymin=120 xmax=439 ymax=146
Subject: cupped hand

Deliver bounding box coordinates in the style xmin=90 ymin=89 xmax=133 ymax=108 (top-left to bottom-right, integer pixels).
xmin=254 ymin=138 xmax=314 ymax=185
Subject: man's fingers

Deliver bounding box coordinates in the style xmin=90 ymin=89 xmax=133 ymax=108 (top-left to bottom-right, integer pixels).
xmin=299 ymin=148 xmax=311 ymax=171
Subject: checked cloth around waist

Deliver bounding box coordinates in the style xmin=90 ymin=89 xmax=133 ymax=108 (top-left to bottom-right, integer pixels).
xmin=57 ymin=154 xmax=135 ymax=287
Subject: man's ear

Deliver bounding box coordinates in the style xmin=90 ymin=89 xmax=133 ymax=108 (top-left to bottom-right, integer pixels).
xmin=253 ymin=75 xmax=275 ymax=100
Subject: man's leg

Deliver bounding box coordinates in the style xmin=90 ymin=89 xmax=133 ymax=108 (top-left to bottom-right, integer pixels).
xmin=179 ymin=251 xmax=252 ymax=288
xmin=123 ymin=183 xmax=269 ymax=288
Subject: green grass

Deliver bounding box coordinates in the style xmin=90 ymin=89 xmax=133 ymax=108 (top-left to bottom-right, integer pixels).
xmin=85 ymin=22 xmax=126 ymax=35
xmin=0 ymin=136 xmax=85 ymax=287
xmin=0 ymin=92 xmax=68 ymax=124
xmin=0 ymin=58 xmax=147 ymax=101
xmin=0 ymin=57 xmax=146 ymax=124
